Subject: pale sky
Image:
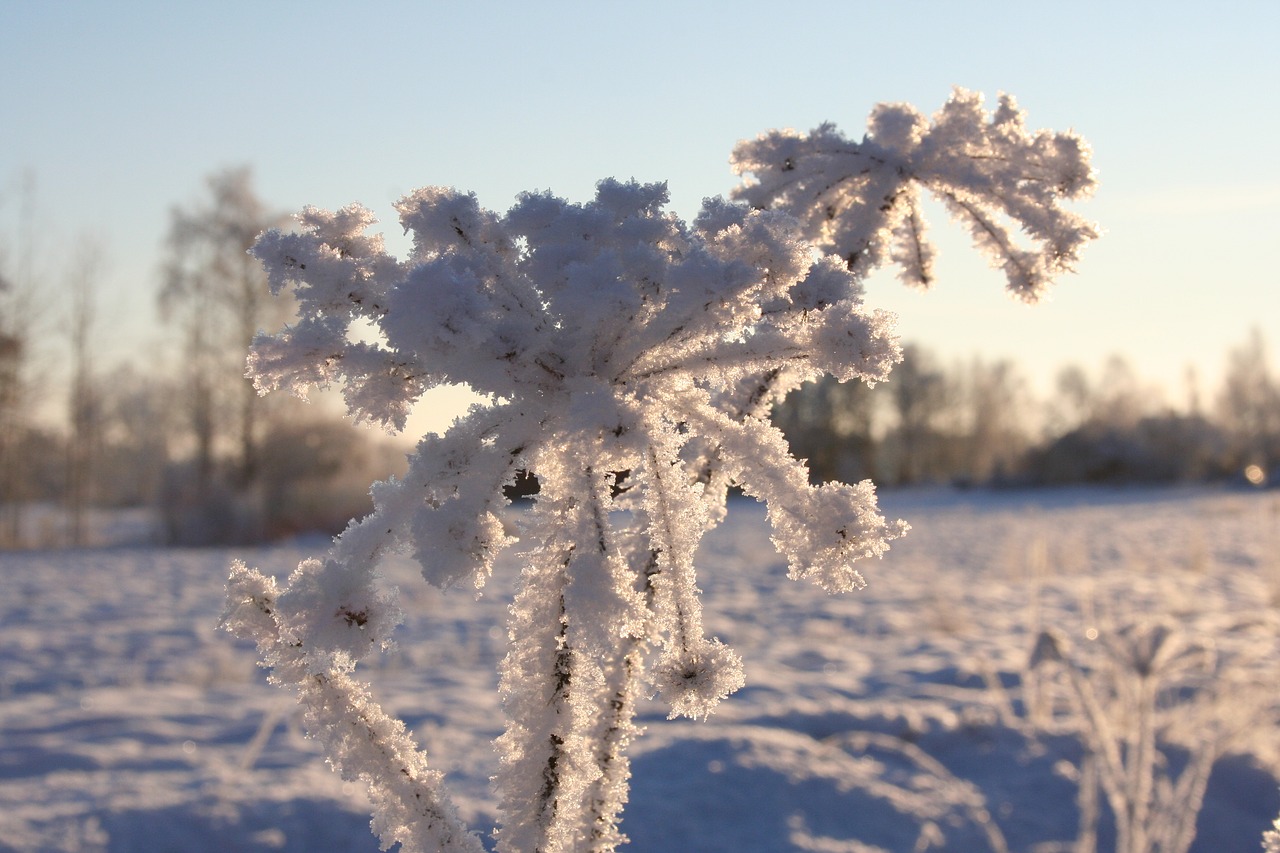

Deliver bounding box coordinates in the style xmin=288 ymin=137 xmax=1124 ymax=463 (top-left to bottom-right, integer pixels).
xmin=3 ymin=0 xmax=1278 ymax=435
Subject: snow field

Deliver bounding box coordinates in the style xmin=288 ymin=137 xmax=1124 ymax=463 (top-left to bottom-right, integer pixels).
xmin=1 ymin=487 xmax=1277 ymax=851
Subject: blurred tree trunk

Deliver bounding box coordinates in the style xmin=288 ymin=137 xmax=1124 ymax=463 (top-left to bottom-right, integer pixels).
xmin=0 ymin=321 xmax=23 ymax=546
xmin=0 ymin=173 xmax=39 ymax=547
xmin=65 ymin=238 xmax=106 ymax=546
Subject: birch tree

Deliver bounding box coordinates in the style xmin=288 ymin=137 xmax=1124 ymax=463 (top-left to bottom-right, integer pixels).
xmin=159 ymin=167 xmax=287 ymax=494
xmin=64 ymin=237 xmax=106 ymax=545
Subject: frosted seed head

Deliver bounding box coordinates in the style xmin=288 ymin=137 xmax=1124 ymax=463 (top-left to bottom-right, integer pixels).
xmin=1104 ymin=618 xmax=1211 ymax=680
xmin=274 ymin=558 xmax=402 ymax=671
xmin=654 ymin=640 xmax=746 ymax=720
xmin=297 ymin=203 xmax=385 ymax=259
xmin=729 ymin=88 xmax=1097 ymax=302
xmin=791 ymin=255 xmax=862 ymax=311
xmin=394 ymin=187 xmax=501 ymax=260
xmin=866 ymin=102 xmax=926 ymax=154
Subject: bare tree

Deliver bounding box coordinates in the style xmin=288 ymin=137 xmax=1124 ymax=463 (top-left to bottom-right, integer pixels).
xmin=1094 ymin=354 xmax=1153 ymax=430
xmin=773 ymin=375 xmax=882 ymax=484
xmin=64 ymin=237 xmax=107 ymax=546
xmin=1046 ymin=363 xmax=1093 ymax=436
xmin=95 ymin=365 xmax=174 ymax=508
xmin=0 ymin=274 xmax=23 ymax=546
xmin=1217 ymin=327 xmax=1280 ymax=473
xmin=887 ymin=344 xmax=954 ymax=483
xmin=959 ymin=357 xmax=1031 ymax=483
xmin=0 ymin=172 xmax=41 ymax=547
xmin=1046 ymin=356 xmax=1158 ymax=437
xmin=158 ymin=167 xmax=287 ymax=497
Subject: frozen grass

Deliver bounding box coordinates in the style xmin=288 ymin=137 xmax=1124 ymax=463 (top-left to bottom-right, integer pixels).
xmin=1 ymin=486 xmax=1277 ymax=851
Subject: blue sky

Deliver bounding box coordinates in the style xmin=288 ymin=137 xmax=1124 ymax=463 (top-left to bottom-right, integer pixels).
xmin=3 ymin=0 xmax=1278 ymax=433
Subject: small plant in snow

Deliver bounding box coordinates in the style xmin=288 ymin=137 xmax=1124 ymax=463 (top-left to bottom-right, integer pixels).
xmin=222 ymin=89 xmax=1095 ymax=852
xmin=1031 ymin=618 xmax=1273 ymax=853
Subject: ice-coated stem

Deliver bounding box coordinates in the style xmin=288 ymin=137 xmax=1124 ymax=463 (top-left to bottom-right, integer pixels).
xmin=221 ymin=563 xmax=483 ymax=853
xmin=496 ymin=466 xmax=646 ymax=853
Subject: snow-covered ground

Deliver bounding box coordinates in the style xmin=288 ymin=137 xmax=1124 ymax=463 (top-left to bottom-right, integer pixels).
xmin=2 ymin=486 xmax=1278 ymax=852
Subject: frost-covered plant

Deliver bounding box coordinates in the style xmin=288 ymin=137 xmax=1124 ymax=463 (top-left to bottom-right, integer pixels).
xmin=222 ymin=89 xmax=1095 ymax=852
xmin=1030 ymin=619 xmax=1270 ymax=853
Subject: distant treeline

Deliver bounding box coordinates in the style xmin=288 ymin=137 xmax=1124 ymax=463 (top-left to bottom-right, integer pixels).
xmin=0 ymin=375 xmax=409 ymax=548
xmin=1 ymin=168 xmax=1277 ymax=548
xmin=0 ymin=168 xmax=408 ymax=548
xmin=2 ymin=329 xmax=1273 ymax=549
xmin=774 ymin=336 xmax=1279 ymax=489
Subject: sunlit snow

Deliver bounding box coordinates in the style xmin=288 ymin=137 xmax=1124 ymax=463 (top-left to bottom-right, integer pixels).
xmin=2 ymin=487 xmax=1277 ymax=851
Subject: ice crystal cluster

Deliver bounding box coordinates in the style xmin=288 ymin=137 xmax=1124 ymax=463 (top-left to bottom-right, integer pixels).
xmin=222 ymin=89 xmax=1095 ymax=852
xmin=730 ymin=88 xmax=1097 ymax=300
